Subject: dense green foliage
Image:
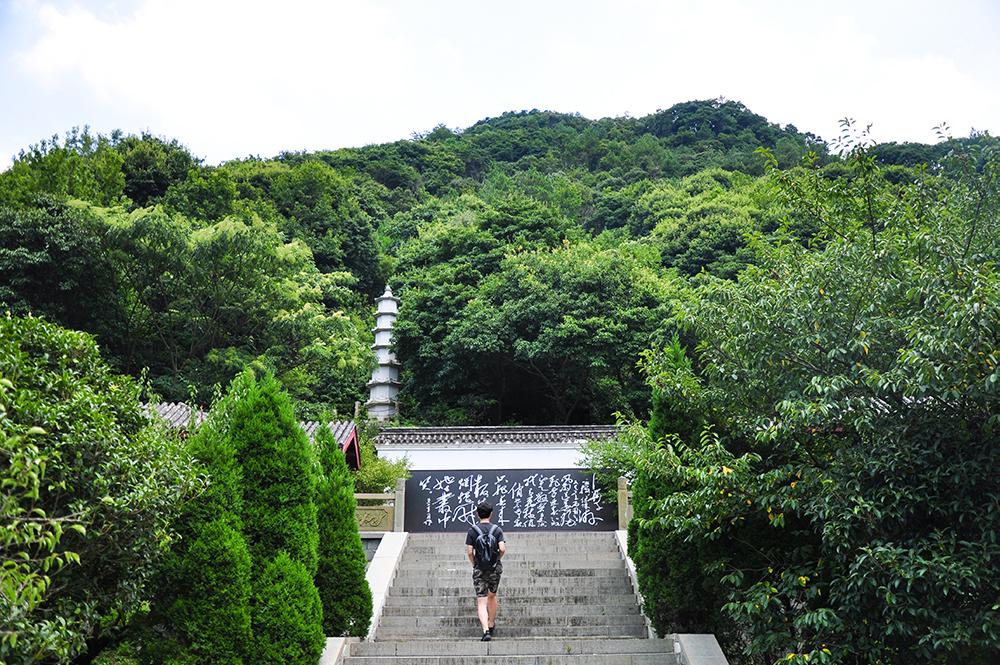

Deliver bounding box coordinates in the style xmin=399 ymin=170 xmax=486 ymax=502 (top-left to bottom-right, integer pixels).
xmin=103 ymin=205 xmax=370 ymax=404
xmin=160 ymin=519 xmax=252 ymax=665
xmin=0 ymin=133 xmax=373 ymax=415
xmin=232 ymin=375 xmax=320 ymax=572
xmin=351 ymin=421 xmax=410 ymax=494
xmin=0 ymin=201 xmax=120 ymax=338
xmin=136 ymin=370 xmax=251 ymax=665
xmin=629 ymin=340 xmax=737 ymax=643
xmin=633 ymin=129 xmax=1000 ymax=664
xmin=138 ymin=371 xmax=337 ymax=664
xmin=250 ymin=551 xmax=326 ymax=665
xmin=0 ymin=315 xmax=202 ymax=664
xmin=236 ymin=377 xmax=328 ymax=664
xmin=583 ymin=341 xmax=744 ymax=650
xmin=392 ymin=206 xmax=679 ymax=423
xmin=315 ymin=425 xmax=373 ymax=636
xmin=1 ymin=99 xmax=842 ymax=423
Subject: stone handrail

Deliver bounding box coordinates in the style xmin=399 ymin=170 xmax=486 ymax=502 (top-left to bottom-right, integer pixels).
xmin=618 ymin=476 xmax=633 ymax=530
xmin=354 ymin=478 xmax=406 ymax=532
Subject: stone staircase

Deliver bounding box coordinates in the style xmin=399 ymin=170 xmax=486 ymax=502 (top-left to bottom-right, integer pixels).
xmin=342 ymin=531 xmax=679 ymax=664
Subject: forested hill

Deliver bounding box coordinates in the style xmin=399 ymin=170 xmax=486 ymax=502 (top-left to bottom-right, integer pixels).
xmin=291 ymin=99 xmax=828 ymax=195
xmin=0 ymin=98 xmax=979 ymax=424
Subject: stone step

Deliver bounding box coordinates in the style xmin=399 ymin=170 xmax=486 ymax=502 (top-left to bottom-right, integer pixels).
xmin=397 ymin=564 xmax=622 ymax=573
xmin=379 ymin=615 xmax=646 ymax=630
xmin=405 ymin=555 xmax=618 ymax=562
xmin=406 ymin=538 xmax=620 ymax=547
xmin=382 ymin=594 xmax=642 ymax=607
xmin=345 ymin=638 xmax=679 ymax=664
xmin=394 ymin=569 xmax=627 ymax=583
xmin=354 ymin=639 xmax=676 ymax=657
xmin=386 ymin=582 xmax=636 ymax=597
xmin=404 ymin=561 xmax=626 ymax=570
xmin=368 ymin=531 xmax=661 ymax=658
xmin=402 ymin=557 xmax=625 ymax=568
xmin=374 ymin=623 xmax=649 ymax=640
xmin=383 ymin=598 xmax=639 ymax=623
xmin=345 ymin=653 xmax=675 ymax=664
xmin=406 ymin=532 xmax=619 ymax=538
xmin=406 ymin=538 xmax=618 ymax=559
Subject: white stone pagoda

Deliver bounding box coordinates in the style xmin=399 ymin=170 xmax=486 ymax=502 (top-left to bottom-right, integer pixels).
xmin=365 ymin=286 xmax=401 ymax=420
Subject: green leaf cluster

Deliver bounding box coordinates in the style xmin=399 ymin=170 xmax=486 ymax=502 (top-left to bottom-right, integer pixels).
xmin=393 ymin=210 xmax=680 ymax=423
xmin=0 ymin=315 xmax=203 ymax=665
xmin=0 ymin=103 xmax=974 ymax=430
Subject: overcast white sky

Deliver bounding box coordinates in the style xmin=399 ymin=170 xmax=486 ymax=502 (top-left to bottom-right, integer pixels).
xmin=2 ymin=0 xmax=999 ymax=168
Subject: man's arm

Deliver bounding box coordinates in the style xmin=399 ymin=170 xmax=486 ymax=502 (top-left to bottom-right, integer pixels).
xmin=468 ymin=544 xmax=475 ymax=566
xmin=498 ymin=540 xmax=506 ymax=559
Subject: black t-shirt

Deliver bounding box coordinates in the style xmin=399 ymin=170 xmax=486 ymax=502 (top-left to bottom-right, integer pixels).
xmin=466 ymin=522 xmax=505 ymax=568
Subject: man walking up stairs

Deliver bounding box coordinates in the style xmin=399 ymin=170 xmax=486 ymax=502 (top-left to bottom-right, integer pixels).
xmin=341 ymin=531 xmax=680 ymax=664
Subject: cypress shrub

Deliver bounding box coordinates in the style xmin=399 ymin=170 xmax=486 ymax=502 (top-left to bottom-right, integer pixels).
xmin=173 ymin=519 xmax=252 ymax=665
xmin=231 ymin=373 xmax=319 ymax=573
xmin=138 ymin=374 xmax=253 ymax=665
xmin=314 ymin=425 xmax=373 ymax=637
xmin=138 ymin=371 xmax=327 ymax=663
xmin=251 ymin=551 xmax=326 ymax=665
xmin=629 ymin=466 xmax=729 ymax=636
xmin=138 ymin=519 xmax=252 ymax=665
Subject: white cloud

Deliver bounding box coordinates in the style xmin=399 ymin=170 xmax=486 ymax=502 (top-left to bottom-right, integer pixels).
xmin=2 ymin=0 xmax=998 ymax=165
xmin=11 ymin=0 xmax=416 ymax=159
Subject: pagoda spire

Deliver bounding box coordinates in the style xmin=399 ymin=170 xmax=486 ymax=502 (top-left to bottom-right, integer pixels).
xmin=365 ymin=286 xmax=401 ymax=420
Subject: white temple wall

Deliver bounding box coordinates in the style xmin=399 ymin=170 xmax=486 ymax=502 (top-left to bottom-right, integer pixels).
xmin=377 ymin=447 xmax=586 ymax=471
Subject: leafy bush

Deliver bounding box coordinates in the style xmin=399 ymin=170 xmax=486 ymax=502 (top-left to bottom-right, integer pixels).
xmin=0 ymin=314 xmax=201 ymax=664
xmin=351 ymin=420 xmax=409 ymax=494
xmin=637 ymin=131 xmax=1000 ymax=664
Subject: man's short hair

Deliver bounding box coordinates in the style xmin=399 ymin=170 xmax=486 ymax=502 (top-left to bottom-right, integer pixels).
xmin=477 ymin=502 xmax=493 ymax=519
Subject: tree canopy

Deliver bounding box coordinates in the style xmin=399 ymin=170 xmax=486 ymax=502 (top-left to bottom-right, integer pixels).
xmin=632 ymin=129 xmax=1000 ymax=664
xmin=0 ymin=103 xmax=976 ymax=428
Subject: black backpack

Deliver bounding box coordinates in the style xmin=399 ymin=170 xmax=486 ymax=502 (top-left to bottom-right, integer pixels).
xmin=472 ymin=523 xmax=500 ymax=568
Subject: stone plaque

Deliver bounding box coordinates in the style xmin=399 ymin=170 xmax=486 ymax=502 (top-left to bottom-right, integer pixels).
xmin=356 ymin=505 xmax=393 ymax=531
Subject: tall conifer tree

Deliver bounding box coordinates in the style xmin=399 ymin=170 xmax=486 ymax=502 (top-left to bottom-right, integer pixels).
xmin=139 ymin=372 xmax=255 ymax=665
xmin=314 ymin=425 xmax=373 ymax=636
xmin=229 ymin=373 xmax=324 ymax=664
xmin=231 ymin=373 xmax=319 ymax=573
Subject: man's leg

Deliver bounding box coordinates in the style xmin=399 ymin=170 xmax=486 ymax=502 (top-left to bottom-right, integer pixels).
xmin=473 ymin=567 xmax=491 ymax=637
xmin=487 ymin=591 xmax=498 ymax=628
xmin=477 ymin=596 xmax=490 ymax=634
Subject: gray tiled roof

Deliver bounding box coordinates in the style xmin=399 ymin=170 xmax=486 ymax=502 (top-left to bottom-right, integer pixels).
xmin=148 ymin=403 xmax=356 ymax=445
xmin=299 ymin=420 xmax=357 ymax=446
xmin=151 ymin=402 xmax=208 ymax=429
xmin=375 ymin=425 xmax=618 ymax=449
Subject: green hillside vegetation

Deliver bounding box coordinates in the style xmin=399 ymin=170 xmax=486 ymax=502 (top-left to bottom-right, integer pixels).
xmin=3 ymin=97 xmax=958 ymax=425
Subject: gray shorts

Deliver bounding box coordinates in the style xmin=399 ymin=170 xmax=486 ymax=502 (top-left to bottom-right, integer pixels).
xmin=472 ymin=561 xmax=503 ymax=597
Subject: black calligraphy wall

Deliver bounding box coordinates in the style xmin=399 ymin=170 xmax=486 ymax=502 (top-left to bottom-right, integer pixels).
xmin=405 ymin=469 xmax=615 ymax=532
